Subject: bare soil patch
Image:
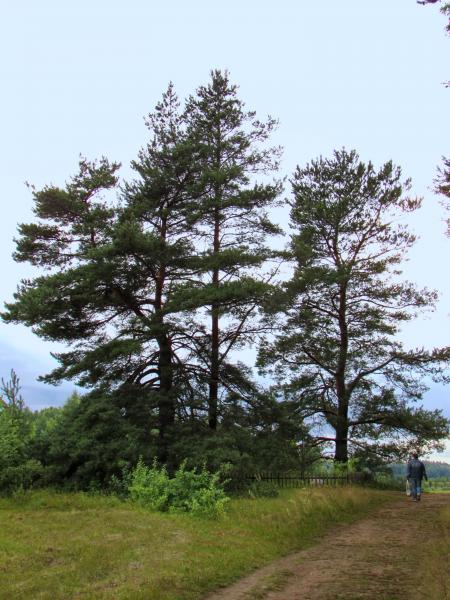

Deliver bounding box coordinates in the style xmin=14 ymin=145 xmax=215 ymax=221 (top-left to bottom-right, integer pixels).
xmin=206 ymin=493 xmax=450 ymax=600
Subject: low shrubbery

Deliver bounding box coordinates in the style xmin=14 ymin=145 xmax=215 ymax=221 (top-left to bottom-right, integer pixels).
xmin=128 ymin=459 xmax=229 ymax=518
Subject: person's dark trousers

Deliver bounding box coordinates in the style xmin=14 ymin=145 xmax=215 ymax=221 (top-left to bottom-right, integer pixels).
xmin=410 ymin=478 xmax=422 ymax=500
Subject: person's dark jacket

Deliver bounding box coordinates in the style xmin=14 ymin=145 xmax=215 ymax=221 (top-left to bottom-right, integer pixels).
xmin=406 ymin=459 xmax=428 ymax=481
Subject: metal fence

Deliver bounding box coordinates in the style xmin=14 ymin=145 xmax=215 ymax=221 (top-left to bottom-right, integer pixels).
xmin=230 ymin=471 xmax=371 ymax=491
xmin=423 ymin=478 xmax=450 ymax=491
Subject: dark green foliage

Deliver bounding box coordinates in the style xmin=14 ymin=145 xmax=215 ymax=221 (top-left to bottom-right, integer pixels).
xmin=2 ymin=88 xmax=201 ymax=464
xmin=259 ymin=149 xmax=449 ymax=464
xmin=167 ymin=389 xmax=319 ymax=479
xmin=0 ymin=379 xmax=317 ymax=493
xmin=1 ymin=382 xmax=160 ymax=493
xmin=369 ymin=474 xmax=405 ymax=491
xmin=38 ymin=389 xmax=157 ymax=490
xmin=2 ymin=73 xmax=448 ymax=486
xmin=0 ymin=403 xmax=42 ymax=493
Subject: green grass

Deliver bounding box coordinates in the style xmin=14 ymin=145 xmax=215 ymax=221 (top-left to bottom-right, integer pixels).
xmin=419 ymin=502 xmax=450 ymax=599
xmin=424 ymin=481 xmax=450 ymax=494
xmin=0 ymin=487 xmax=392 ymax=600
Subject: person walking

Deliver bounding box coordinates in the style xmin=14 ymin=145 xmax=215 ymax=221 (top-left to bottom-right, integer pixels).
xmin=406 ymin=453 xmax=428 ymax=501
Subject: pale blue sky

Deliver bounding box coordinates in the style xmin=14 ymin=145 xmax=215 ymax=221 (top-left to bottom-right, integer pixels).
xmin=0 ymin=1 xmax=448 ymax=455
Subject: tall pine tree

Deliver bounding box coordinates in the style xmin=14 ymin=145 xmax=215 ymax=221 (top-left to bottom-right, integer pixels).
xmin=2 ymin=86 xmax=201 ymax=462
xmin=259 ymin=149 xmax=449 ymax=463
xmin=184 ymin=70 xmax=282 ymax=429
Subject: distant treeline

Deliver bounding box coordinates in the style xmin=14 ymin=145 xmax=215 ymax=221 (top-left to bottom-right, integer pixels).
xmin=390 ymin=461 xmax=450 ymax=479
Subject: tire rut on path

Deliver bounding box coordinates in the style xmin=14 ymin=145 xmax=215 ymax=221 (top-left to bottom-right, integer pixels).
xmin=206 ymin=493 xmax=450 ymax=600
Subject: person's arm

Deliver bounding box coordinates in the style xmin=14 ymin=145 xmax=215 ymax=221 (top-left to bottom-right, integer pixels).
xmin=421 ymin=462 xmax=428 ymax=481
xmin=406 ymin=461 xmax=411 ymax=479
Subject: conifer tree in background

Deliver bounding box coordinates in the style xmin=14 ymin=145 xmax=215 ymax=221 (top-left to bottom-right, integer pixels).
xmin=258 ymin=149 xmax=449 ymax=464
xmin=184 ymin=70 xmax=283 ymax=430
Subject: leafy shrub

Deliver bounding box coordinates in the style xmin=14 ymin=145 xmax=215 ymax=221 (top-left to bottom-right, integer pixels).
xmin=247 ymin=480 xmax=279 ymax=498
xmin=129 ymin=459 xmax=170 ymax=511
xmin=0 ymin=459 xmax=44 ymax=494
xmin=0 ymin=385 xmax=43 ymax=494
xmin=128 ymin=459 xmax=229 ymax=518
xmin=169 ymin=462 xmax=229 ymax=517
xmin=109 ymin=463 xmax=133 ymax=499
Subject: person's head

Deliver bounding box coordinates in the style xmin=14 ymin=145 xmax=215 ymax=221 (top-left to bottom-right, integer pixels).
xmin=412 ymin=452 xmax=419 ymax=459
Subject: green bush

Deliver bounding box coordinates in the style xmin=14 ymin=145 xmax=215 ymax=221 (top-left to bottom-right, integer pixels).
xmin=108 ymin=463 xmax=133 ymax=499
xmin=128 ymin=459 xmax=229 ymax=518
xmin=0 ymin=459 xmax=43 ymax=494
xmin=169 ymin=462 xmax=229 ymax=517
xmin=0 ymin=393 xmax=43 ymax=494
xmin=39 ymin=389 xmax=157 ymax=491
xmin=247 ymin=480 xmax=279 ymax=498
xmin=129 ymin=459 xmax=170 ymax=511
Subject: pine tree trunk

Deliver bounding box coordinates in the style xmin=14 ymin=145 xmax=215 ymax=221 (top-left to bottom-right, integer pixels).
xmin=335 ymin=280 xmax=349 ymax=464
xmin=208 ymin=205 xmax=220 ymax=430
xmin=334 ymin=416 xmax=349 ymax=463
xmin=154 ymin=226 xmax=175 ymax=461
xmin=208 ymin=310 xmax=219 ymax=430
xmin=157 ymin=331 xmax=174 ymax=463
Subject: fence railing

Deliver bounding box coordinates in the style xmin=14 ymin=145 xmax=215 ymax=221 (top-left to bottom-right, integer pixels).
xmin=230 ymin=471 xmax=371 ymax=490
xmin=423 ymin=478 xmax=450 ymax=491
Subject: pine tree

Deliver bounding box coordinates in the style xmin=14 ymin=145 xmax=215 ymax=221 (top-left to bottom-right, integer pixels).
xmin=258 ymin=149 xmax=449 ymax=463
xmin=2 ymin=87 xmax=201 ymax=462
xmin=113 ymin=84 xmax=206 ymax=459
xmin=183 ymin=70 xmax=282 ymax=429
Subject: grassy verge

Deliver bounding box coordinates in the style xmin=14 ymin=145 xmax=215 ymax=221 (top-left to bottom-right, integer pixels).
xmin=424 ymin=481 xmax=450 ymax=494
xmin=0 ymin=486 xmax=392 ymax=600
xmin=419 ymin=501 xmax=450 ymax=599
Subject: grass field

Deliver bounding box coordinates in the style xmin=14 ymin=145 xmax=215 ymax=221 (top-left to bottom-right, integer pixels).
xmin=0 ymin=487 xmax=392 ymax=600
xmin=420 ymin=501 xmax=450 ymax=599
xmin=424 ymin=480 xmax=450 ymax=494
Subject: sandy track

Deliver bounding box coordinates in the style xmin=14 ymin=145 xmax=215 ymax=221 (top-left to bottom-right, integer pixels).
xmin=206 ymin=494 xmax=450 ymax=600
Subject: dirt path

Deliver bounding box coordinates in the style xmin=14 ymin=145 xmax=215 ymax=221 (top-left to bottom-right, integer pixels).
xmin=206 ymin=493 xmax=450 ymax=600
